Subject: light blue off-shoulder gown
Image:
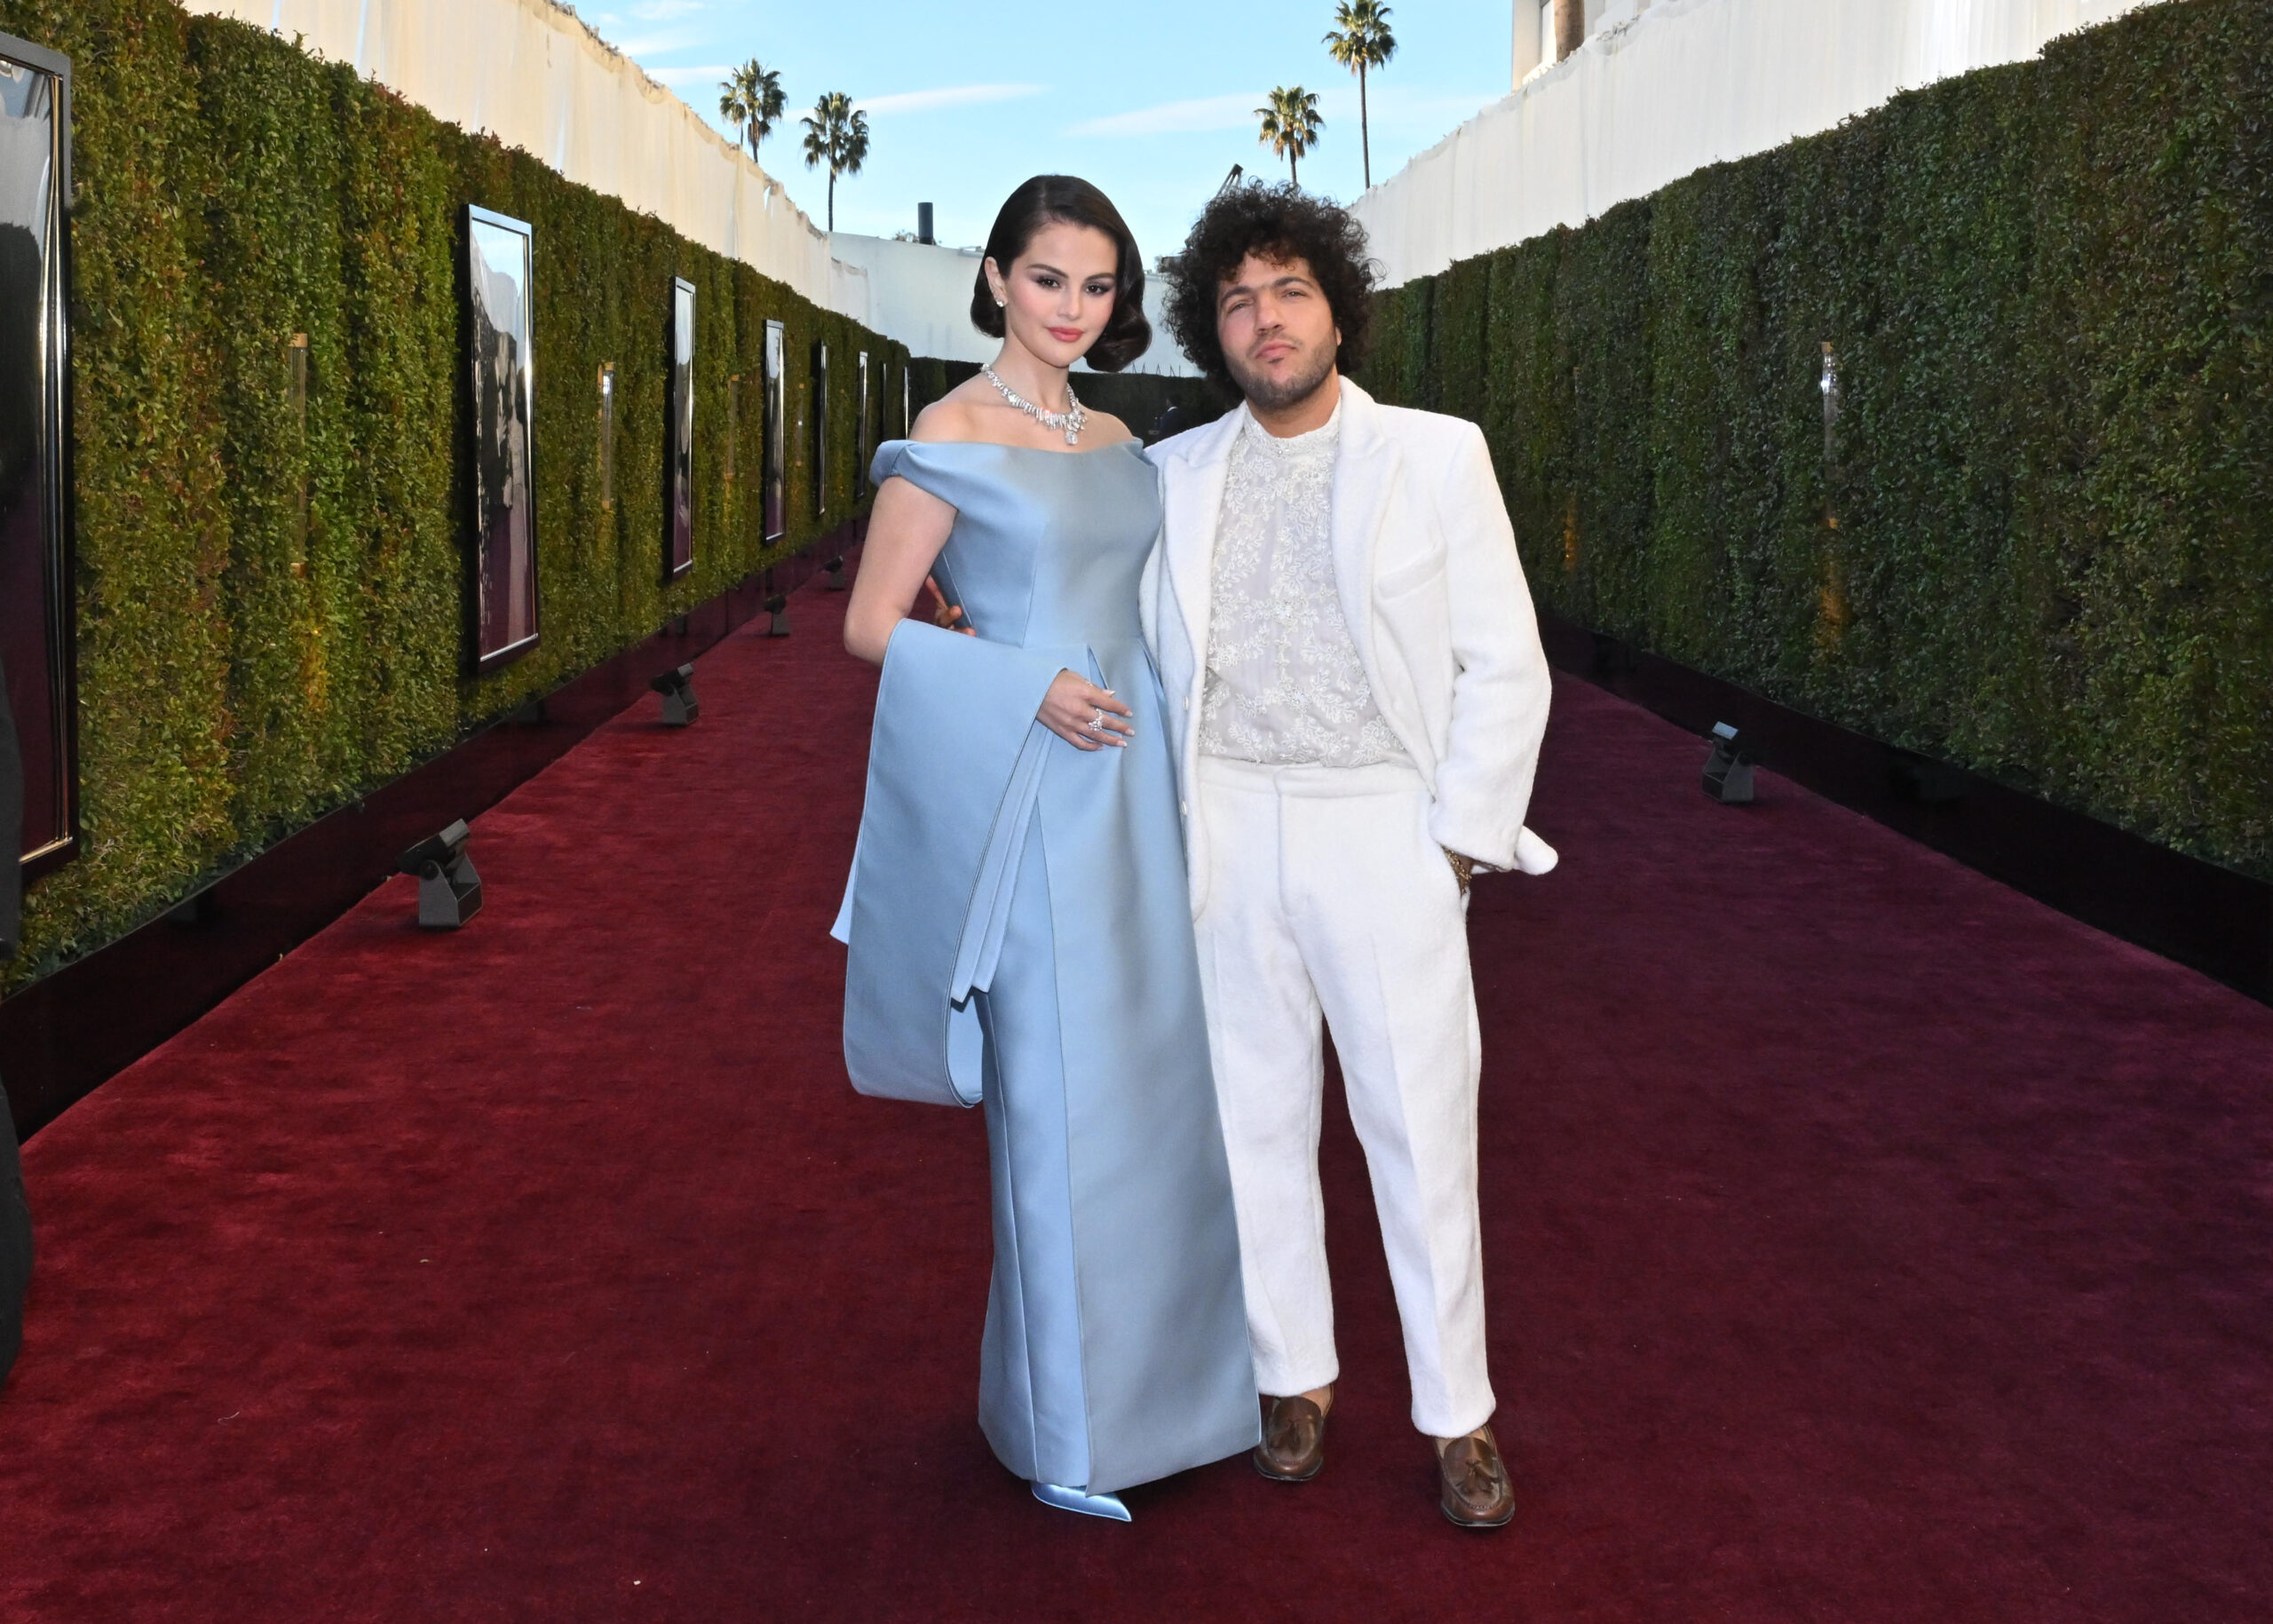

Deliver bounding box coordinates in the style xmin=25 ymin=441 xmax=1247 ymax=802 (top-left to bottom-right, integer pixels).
xmin=832 ymin=438 xmax=1258 ymax=1497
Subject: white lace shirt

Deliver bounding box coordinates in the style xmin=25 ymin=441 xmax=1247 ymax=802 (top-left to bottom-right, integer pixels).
xmin=1199 ymin=400 xmax=1409 ymax=767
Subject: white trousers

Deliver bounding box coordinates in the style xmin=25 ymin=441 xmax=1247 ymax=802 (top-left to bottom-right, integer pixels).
xmin=1192 ymin=756 xmax=1494 ymax=1439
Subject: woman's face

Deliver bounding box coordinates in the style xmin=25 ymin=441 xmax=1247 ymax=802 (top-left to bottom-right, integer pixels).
xmin=986 ymin=220 xmax=1121 ymax=369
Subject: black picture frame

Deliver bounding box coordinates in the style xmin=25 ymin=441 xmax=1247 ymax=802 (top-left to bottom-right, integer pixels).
xmin=855 ymin=350 xmax=871 ymax=499
xmin=465 ymin=204 xmax=539 ymax=669
xmin=812 ymin=339 xmax=828 ymax=516
xmin=763 ymin=320 xmax=786 ymax=543
xmin=597 ymin=361 xmax=617 ymax=512
xmin=667 ymin=277 xmax=695 ymax=581
xmin=0 ymin=34 xmax=77 ymax=876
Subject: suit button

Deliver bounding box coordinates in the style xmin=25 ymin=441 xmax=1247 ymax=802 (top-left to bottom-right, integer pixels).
xmin=1179 ymin=800 xmax=1189 ymax=815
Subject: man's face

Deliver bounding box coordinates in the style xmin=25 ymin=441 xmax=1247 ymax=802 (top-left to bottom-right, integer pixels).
xmin=1215 ymin=252 xmax=1341 ymax=412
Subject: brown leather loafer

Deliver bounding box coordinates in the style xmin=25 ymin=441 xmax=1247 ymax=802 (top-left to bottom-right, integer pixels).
xmin=1253 ymin=1394 xmax=1328 ymax=1483
xmin=1437 ymin=1426 xmax=1515 ymax=1528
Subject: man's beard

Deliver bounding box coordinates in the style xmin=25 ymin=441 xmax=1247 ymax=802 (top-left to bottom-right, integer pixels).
xmin=1228 ymin=340 xmax=1338 ymax=414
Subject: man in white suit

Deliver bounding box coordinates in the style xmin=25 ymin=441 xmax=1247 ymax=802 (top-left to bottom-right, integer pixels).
xmin=1143 ymin=186 xmax=1555 ymax=1528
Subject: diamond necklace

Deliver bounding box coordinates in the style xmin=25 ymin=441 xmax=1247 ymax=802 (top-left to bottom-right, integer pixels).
xmin=980 ymin=366 xmax=1087 ymax=446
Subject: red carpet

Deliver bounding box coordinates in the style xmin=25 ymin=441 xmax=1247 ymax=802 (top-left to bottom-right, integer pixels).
xmin=3 ymin=572 xmax=2269 ymax=1621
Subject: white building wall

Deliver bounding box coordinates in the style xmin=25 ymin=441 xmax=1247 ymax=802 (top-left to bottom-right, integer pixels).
xmin=1115 ymin=278 xmax=1204 ymax=378
xmin=827 ymin=236 xmax=987 ymax=365
xmin=1370 ymin=0 xmax=2169 ymax=289
xmin=828 ymin=234 xmax=1200 ymax=376
xmin=1513 ymin=0 xmax=1545 ymax=89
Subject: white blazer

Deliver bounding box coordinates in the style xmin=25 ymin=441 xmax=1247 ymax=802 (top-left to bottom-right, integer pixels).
xmin=1139 ymin=379 xmax=1558 ymax=918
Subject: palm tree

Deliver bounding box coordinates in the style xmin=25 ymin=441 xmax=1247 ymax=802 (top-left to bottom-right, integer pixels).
xmin=799 ymin=91 xmax=870 ymax=234
xmin=1324 ymin=0 xmax=1396 ymax=190
xmin=718 ymin=59 xmax=785 ymax=163
xmin=1256 ymin=86 xmax=1324 ymax=186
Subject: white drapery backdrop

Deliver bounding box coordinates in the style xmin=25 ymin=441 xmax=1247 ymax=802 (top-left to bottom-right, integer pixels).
xmin=1361 ymin=0 xmax=2167 ymax=288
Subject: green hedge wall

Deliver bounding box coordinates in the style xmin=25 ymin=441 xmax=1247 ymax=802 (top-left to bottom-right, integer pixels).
xmin=1358 ymin=0 xmax=2273 ymax=879
xmin=0 ymin=0 xmax=906 ymax=986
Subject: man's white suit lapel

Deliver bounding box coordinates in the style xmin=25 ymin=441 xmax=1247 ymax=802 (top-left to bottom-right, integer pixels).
xmin=1327 ymin=383 xmax=1399 ymax=689
xmin=1162 ymin=408 xmax=1240 ymax=713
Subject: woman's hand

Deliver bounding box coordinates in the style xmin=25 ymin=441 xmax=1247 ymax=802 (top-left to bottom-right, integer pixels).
xmin=1040 ymin=670 xmax=1133 ymax=750
xmin=924 ymin=575 xmax=973 ymax=633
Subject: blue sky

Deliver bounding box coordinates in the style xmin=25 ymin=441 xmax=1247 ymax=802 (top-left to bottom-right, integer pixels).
xmin=578 ymin=0 xmax=1515 ymax=263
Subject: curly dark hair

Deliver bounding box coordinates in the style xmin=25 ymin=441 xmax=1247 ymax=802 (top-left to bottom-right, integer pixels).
xmin=970 ymin=175 xmax=1152 ymax=374
xmin=1161 ymin=183 xmax=1376 ymax=392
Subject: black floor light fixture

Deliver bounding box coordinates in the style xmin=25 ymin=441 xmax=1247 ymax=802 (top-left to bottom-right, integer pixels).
xmin=651 ymin=662 xmax=699 ymax=726
xmin=400 ymin=821 xmax=482 ymax=928
xmin=1702 ymin=723 xmax=1756 ymax=804
xmin=822 ymin=554 xmax=847 ymax=590
xmin=765 ymin=590 xmax=790 ymax=637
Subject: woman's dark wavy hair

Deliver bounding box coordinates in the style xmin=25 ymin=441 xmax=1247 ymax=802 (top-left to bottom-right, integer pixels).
xmin=1162 ymin=183 xmax=1376 ymax=392
xmin=970 ymin=176 xmax=1152 ymax=374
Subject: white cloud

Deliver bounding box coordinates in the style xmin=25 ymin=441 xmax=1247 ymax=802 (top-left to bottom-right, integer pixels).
xmin=1067 ymin=93 xmax=1268 ymax=139
xmin=630 ymin=0 xmax=705 ymax=17
xmin=855 ymin=83 xmax=1047 ymax=116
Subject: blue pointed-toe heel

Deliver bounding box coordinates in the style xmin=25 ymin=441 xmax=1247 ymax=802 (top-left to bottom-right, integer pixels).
xmin=1031 ymin=1481 xmax=1132 ymax=1522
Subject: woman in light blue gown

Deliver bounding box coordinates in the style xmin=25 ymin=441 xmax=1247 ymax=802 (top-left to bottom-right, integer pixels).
xmin=832 ymin=177 xmax=1257 ymax=1520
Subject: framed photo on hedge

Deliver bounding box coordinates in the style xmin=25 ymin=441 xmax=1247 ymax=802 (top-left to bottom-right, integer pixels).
xmin=812 ymin=340 xmax=828 ymax=516
xmin=466 ymin=205 xmax=539 ymax=669
xmin=763 ymin=320 xmax=786 ymax=543
xmin=855 ymin=351 xmax=871 ymax=499
xmin=0 ymin=33 xmax=78 ymax=875
xmin=667 ymin=277 xmax=694 ymax=580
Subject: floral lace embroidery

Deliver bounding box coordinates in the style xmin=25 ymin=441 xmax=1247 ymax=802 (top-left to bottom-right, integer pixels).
xmin=1200 ymin=405 xmax=1407 ymax=767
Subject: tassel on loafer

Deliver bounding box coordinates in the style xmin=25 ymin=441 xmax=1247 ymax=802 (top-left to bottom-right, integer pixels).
xmin=1437 ymin=1426 xmax=1516 ymax=1529
xmin=1253 ymin=1393 xmax=1329 ymax=1483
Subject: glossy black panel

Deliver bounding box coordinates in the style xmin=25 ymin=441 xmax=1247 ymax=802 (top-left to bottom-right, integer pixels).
xmin=667 ymin=277 xmax=694 ymax=579
xmin=763 ymin=321 xmax=786 ymax=542
xmin=811 ymin=340 xmax=828 ymax=515
xmin=855 ymin=350 xmax=871 ymax=498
